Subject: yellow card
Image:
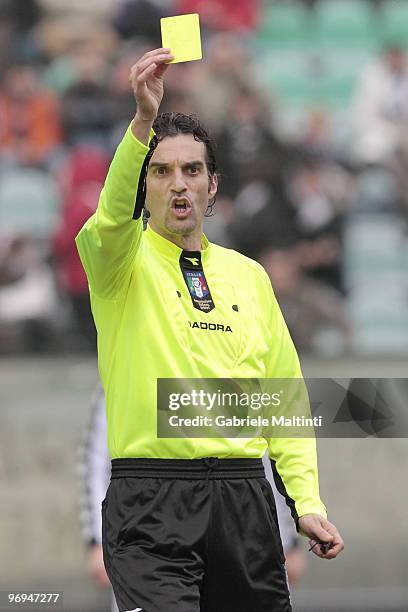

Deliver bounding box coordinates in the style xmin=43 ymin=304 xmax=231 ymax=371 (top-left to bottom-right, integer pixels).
xmin=160 ymin=14 xmax=202 ymax=64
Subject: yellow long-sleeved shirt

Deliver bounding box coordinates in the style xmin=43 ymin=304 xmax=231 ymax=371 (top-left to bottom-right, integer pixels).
xmin=75 ymin=124 xmax=327 ymax=522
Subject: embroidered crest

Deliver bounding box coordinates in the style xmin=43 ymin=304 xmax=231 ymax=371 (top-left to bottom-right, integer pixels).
xmin=179 ymin=251 xmax=215 ymax=312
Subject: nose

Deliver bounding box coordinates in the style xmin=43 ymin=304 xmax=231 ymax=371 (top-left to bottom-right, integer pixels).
xmin=171 ymin=168 xmax=188 ymax=193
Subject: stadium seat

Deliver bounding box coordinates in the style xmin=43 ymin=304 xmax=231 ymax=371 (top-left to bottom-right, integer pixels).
xmin=344 ymin=214 xmax=408 ymax=355
xmin=254 ymin=49 xmax=318 ymax=106
xmin=314 ymin=50 xmax=372 ymax=107
xmin=255 ymin=49 xmax=309 ymax=84
xmin=352 ymin=167 xmax=400 ymax=213
xmin=381 ymin=0 xmax=408 ymax=47
xmin=257 ymin=0 xmax=310 ymax=49
xmin=255 ymin=48 xmax=370 ymax=111
xmin=313 ymin=0 xmax=379 ymax=48
xmin=0 ymin=168 xmax=60 ymax=238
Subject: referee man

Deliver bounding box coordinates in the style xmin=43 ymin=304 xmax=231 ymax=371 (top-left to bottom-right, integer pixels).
xmin=76 ymin=48 xmax=344 ymax=612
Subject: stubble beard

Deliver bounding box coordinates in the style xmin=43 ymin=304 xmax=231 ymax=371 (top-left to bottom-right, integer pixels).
xmin=164 ymin=209 xmax=199 ymax=237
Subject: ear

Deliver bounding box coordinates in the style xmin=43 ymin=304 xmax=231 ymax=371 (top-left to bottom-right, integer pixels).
xmin=208 ymin=174 xmax=218 ymax=199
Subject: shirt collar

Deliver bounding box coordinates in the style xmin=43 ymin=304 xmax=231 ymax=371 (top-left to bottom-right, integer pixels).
xmin=145 ymin=224 xmax=210 ymax=262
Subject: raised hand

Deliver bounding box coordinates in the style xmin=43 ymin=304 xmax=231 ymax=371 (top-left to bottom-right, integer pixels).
xmin=129 ymin=48 xmax=174 ymax=122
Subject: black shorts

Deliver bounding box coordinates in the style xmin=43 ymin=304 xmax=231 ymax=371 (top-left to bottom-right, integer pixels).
xmin=102 ymin=458 xmax=291 ymax=612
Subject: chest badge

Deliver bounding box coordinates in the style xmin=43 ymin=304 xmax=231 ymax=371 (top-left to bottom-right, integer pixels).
xmin=180 ymin=251 xmax=215 ymax=313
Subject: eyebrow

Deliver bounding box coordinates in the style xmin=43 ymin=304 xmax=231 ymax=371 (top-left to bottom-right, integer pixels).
xmin=149 ymin=160 xmax=205 ymax=170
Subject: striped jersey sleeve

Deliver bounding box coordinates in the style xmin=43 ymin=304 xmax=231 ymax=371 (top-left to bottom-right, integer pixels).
xmin=77 ymin=385 xmax=111 ymax=547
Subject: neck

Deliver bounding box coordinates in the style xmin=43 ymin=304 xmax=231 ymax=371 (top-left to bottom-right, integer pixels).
xmin=149 ymin=222 xmax=203 ymax=251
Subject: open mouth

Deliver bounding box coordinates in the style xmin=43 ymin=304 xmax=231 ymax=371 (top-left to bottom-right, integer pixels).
xmin=171 ymin=198 xmax=192 ymax=218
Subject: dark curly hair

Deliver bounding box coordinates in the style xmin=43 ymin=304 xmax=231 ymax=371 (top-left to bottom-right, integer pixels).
xmin=150 ymin=112 xmax=218 ymax=216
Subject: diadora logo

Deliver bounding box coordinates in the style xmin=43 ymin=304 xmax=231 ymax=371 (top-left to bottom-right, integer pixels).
xmin=189 ymin=321 xmax=232 ymax=332
xmin=185 ymin=256 xmax=200 ymax=266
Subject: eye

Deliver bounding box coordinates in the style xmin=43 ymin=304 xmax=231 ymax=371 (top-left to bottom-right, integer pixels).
xmin=189 ymin=166 xmax=200 ymax=174
xmin=156 ymin=167 xmax=167 ymax=175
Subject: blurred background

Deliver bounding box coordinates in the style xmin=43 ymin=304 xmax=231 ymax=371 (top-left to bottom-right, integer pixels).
xmin=0 ymin=0 xmax=407 ymax=610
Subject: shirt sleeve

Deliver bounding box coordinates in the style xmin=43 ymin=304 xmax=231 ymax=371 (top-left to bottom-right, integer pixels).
xmin=261 ymin=271 xmax=327 ymax=528
xmin=75 ymin=123 xmax=155 ymax=300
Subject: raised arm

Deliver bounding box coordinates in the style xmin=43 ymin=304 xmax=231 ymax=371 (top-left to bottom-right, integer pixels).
xmin=75 ymin=48 xmax=173 ymax=299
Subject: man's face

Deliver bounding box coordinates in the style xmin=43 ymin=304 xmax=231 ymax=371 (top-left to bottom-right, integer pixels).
xmin=145 ymin=134 xmax=218 ymax=243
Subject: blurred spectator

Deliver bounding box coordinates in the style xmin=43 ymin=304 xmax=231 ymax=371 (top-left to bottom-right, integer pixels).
xmin=175 ymin=0 xmax=260 ymax=33
xmin=228 ymin=179 xmax=298 ymax=260
xmin=288 ymin=157 xmax=353 ymax=292
xmin=42 ymin=22 xmax=119 ymax=96
xmin=296 ymin=107 xmax=337 ymax=160
xmin=0 ymin=235 xmax=59 ymax=351
xmin=0 ymin=235 xmax=32 ymax=287
xmin=108 ymin=46 xmax=145 ymax=146
xmin=112 ymin=0 xmax=168 ymax=43
xmin=352 ymin=44 xmax=408 ymax=165
xmin=301 ymin=0 xmax=318 ymax=9
xmin=36 ymin=14 xmax=118 ymax=61
xmin=38 ymin=0 xmax=115 ymax=16
xmin=0 ymin=62 xmax=62 ymax=166
xmin=0 ymin=15 xmax=11 ymax=78
xmin=259 ymin=248 xmax=349 ymax=355
xmin=61 ymin=43 xmax=114 ymax=147
xmin=53 ymin=145 xmax=109 ymax=350
xmin=2 ymin=0 xmax=42 ymax=33
xmin=188 ymin=33 xmax=256 ymax=133
xmin=229 ymin=150 xmax=351 ymax=303
xmin=216 ymin=85 xmax=288 ymax=198
xmin=217 ymin=85 xmax=300 ymax=259
xmin=369 ymin=0 xmax=386 ymax=12
xmin=0 ymin=0 xmax=43 ymax=68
